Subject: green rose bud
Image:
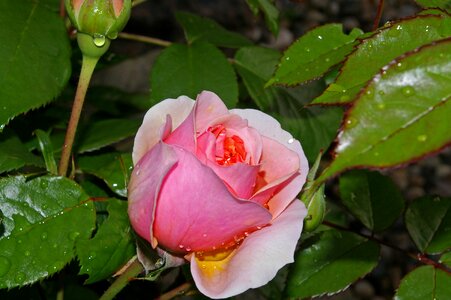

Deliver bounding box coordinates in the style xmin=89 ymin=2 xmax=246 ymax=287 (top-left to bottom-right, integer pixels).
xmin=65 ymin=0 xmax=131 ymax=57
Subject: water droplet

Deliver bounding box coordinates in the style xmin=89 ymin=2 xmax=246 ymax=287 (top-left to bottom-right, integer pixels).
xmin=136 ymin=169 xmax=141 ymax=175
xmin=40 ymin=181 xmax=48 ymax=189
xmin=0 ymin=256 xmax=11 ymax=277
xmin=256 ymin=226 xmax=262 ymax=230
xmin=244 ymin=232 xmax=249 ymax=237
xmin=325 ymin=57 xmax=330 ymax=62
xmin=402 ymin=86 xmax=414 ymax=97
xmin=24 ymin=250 xmax=31 ymax=257
xmin=417 ymin=135 xmax=427 ymax=142
xmin=318 ymin=35 xmax=323 ymax=39
xmin=52 ymin=243 xmax=58 ymax=248
xmin=285 ymin=56 xmax=290 ymax=61
xmin=178 ymin=244 xmax=184 ymax=249
xmin=202 ymin=233 xmax=208 ymax=238
xmin=41 ymin=232 xmax=48 ymax=240
xmin=50 ymin=261 xmax=64 ymax=273
xmin=112 ymin=183 xmax=118 ymax=187
xmin=377 ymin=103 xmax=386 ymax=109
xmin=288 ymin=138 xmax=294 ymax=144
xmin=396 ymin=25 xmax=402 ymax=30
xmin=93 ymin=34 xmax=106 ymax=47
xmin=88 ymin=252 xmax=97 ymax=260
xmin=108 ymin=31 xmax=118 ymax=39
xmin=15 ymin=272 xmax=25 ymax=282
xmin=17 ymin=239 xmax=23 ymax=244
xmin=346 ymin=117 xmax=358 ymax=128
xmin=69 ymin=231 xmax=80 ymax=241
xmin=305 ymin=47 xmax=311 ymax=52
xmin=366 ymin=90 xmax=372 ymax=95
xmin=186 ymin=247 xmax=192 ymax=252
xmin=201 ymin=264 xmax=206 ymax=269
xmin=425 ymin=25 xmax=430 ymax=32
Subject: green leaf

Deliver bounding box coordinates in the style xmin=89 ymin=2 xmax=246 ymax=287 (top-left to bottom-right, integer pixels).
xmin=440 ymin=251 xmax=451 ymax=266
xmin=77 ymin=118 xmax=141 ymax=153
xmin=78 ymin=153 xmax=133 ymax=197
xmin=0 ymin=133 xmax=43 ymax=174
xmin=415 ymin=0 xmax=451 ymax=11
xmin=234 ymin=46 xmax=343 ymax=163
xmin=405 ymin=196 xmax=451 ymax=254
xmin=35 ymin=129 xmax=58 ymax=174
xmin=246 ymin=0 xmax=279 ymax=35
xmin=339 ymin=170 xmax=404 ymax=231
xmin=286 ymin=229 xmax=380 ymax=298
xmin=267 ymin=25 xmax=363 ymax=86
xmin=0 ymin=0 xmax=71 ymax=129
xmin=0 ymin=176 xmax=95 ymax=288
xmin=175 ymin=11 xmax=252 ymax=48
xmin=77 ymin=198 xmax=135 ymax=283
xmin=150 ymin=42 xmax=238 ymax=108
xmin=317 ymin=38 xmax=451 ymax=182
xmin=312 ymin=15 xmax=450 ymax=105
xmin=395 ymin=266 xmax=451 ymax=300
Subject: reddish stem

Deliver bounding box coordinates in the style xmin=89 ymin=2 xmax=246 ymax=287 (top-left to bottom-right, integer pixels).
xmin=323 ymin=221 xmax=451 ymax=275
xmin=372 ymin=0 xmax=385 ymax=31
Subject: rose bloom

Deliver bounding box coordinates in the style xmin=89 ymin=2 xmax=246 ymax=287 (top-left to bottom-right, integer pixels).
xmin=128 ymin=91 xmax=308 ymax=298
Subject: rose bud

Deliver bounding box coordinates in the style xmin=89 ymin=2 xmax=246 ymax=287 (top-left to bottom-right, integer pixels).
xmin=65 ymin=0 xmax=131 ymax=57
xmin=128 ymin=91 xmax=309 ymax=298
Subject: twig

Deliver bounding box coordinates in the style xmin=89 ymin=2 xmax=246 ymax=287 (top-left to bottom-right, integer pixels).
xmin=372 ymin=0 xmax=385 ymax=31
xmin=157 ymin=283 xmax=193 ymax=300
xmin=118 ymin=32 xmax=172 ymax=47
xmin=323 ymin=221 xmax=451 ymax=275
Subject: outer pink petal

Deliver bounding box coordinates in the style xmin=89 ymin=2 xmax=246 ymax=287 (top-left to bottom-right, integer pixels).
xmin=230 ymin=109 xmax=309 ymax=217
xmin=132 ymin=96 xmax=194 ymax=164
xmin=153 ymin=145 xmax=272 ymax=253
xmin=128 ymin=142 xmax=178 ymax=246
xmin=190 ymin=200 xmax=307 ymax=299
xmin=194 ymin=91 xmax=230 ymax=133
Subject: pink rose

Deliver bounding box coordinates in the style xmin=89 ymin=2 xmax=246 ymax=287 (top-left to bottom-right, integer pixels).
xmin=128 ymin=91 xmax=308 ymax=298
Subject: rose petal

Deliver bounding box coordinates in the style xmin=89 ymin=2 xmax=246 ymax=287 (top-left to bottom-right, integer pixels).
xmin=230 ymin=109 xmax=309 ymax=217
xmin=194 ymin=91 xmax=230 ymax=132
xmin=153 ymin=144 xmax=272 ymax=252
xmin=128 ymin=142 xmax=179 ymax=247
xmin=112 ymin=0 xmax=124 ymax=16
xmin=190 ymin=200 xmax=307 ymax=299
xmin=207 ymin=162 xmax=260 ymax=199
xmin=132 ymin=96 xmax=194 ymax=164
xmin=229 ymin=108 xmax=308 ymax=176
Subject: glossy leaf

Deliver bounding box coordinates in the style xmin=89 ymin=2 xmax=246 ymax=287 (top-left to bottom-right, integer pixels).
xmin=339 ymin=170 xmax=404 ymax=231
xmin=0 ymin=0 xmax=71 ymax=128
xmin=286 ymin=229 xmax=380 ymax=298
xmin=35 ymin=129 xmax=58 ymax=174
xmin=234 ymin=46 xmax=343 ymax=163
xmin=78 ymin=153 xmax=133 ymax=197
xmin=77 ymin=199 xmax=135 ymax=283
xmin=312 ymin=15 xmax=450 ymax=105
xmin=415 ymin=0 xmax=451 ymax=11
xmin=0 ymin=176 xmax=95 ymax=288
xmin=77 ymin=118 xmax=141 ymax=153
xmin=245 ymin=0 xmax=279 ymax=35
xmin=175 ymin=11 xmax=252 ymax=48
xmin=267 ymin=25 xmax=363 ymax=86
xmin=150 ymin=42 xmax=238 ymax=108
xmin=0 ymin=133 xmax=43 ymax=174
xmin=318 ymin=38 xmax=451 ymax=182
xmin=405 ymin=196 xmax=451 ymax=254
xmin=395 ymin=266 xmax=451 ymax=300
xmin=440 ymin=251 xmax=451 ymax=265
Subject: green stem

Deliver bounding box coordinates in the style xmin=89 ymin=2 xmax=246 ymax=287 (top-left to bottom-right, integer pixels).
xmin=99 ymin=258 xmax=144 ymax=300
xmin=58 ymin=55 xmax=99 ymax=176
xmin=118 ymin=32 xmax=172 ymax=47
xmin=132 ymin=0 xmax=148 ymax=7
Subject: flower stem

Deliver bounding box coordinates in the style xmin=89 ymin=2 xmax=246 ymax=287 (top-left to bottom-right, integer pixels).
xmin=118 ymin=32 xmax=172 ymax=47
xmin=372 ymin=0 xmax=385 ymax=31
xmin=157 ymin=282 xmax=192 ymax=300
xmin=58 ymin=55 xmax=99 ymax=176
xmin=99 ymin=258 xmax=144 ymax=300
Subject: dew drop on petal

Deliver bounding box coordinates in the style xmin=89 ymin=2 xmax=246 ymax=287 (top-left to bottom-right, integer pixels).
xmin=288 ymin=138 xmax=294 ymax=144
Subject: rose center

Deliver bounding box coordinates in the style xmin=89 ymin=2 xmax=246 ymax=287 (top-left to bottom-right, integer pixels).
xmin=209 ymin=125 xmax=246 ymax=166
